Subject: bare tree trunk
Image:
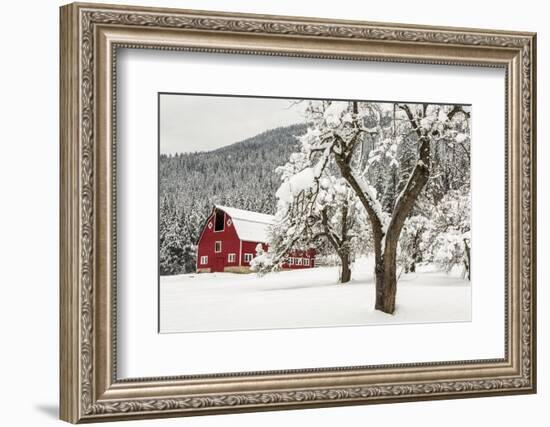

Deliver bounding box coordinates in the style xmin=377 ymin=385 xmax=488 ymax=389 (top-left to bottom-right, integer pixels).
xmin=339 ymin=250 xmax=352 ymax=283
xmin=375 ymin=239 xmax=399 ymax=312
xmin=463 ymin=239 xmax=471 ymax=280
xmin=372 ymin=182 xmax=429 ymax=313
xmin=339 ymin=200 xmax=351 ymax=284
xmin=320 ymin=206 xmax=353 ymax=284
xmin=410 ymin=232 xmax=420 ymax=273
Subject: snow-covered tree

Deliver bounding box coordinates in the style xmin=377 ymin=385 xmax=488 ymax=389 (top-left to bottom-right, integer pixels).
xmin=312 ymin=177 xmax=370 ymax=283
xmin=249 ymin=243 xmax=273 ymax=272
xmin=305 ymin=177 xmax=370 ymax=283
xmin=428 ymin=189 xmax=471 ymax=279
xmin=255 ymin=132 xmax=370 ymax=283
xmin=290 ymin=100 xmax=470 ymax=313
xmin=397 ymin=214 xmax=431 ymax=274
xmin=159 ymin=199 xmax=196 ymax=275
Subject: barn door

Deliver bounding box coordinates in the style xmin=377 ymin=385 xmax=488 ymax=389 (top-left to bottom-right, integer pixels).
xmin=213 ymin=255 xmax=225 ymax=272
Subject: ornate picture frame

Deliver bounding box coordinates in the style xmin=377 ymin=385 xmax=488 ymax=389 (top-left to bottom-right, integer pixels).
xmin=60 ymin=2 xmax=536 ymax=423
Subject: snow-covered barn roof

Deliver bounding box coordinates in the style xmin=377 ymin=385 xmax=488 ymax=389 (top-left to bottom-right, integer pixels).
xmin=215 ymin=205 xmax=274 ymax=243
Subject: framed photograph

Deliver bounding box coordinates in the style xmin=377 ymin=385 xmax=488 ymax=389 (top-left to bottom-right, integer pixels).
xmin=60 ymin=2 xmax=537 ymax=423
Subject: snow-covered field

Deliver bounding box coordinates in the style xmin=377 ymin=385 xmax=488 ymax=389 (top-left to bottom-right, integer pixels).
xmin=160 ymin=257 xmax=471 ymax=333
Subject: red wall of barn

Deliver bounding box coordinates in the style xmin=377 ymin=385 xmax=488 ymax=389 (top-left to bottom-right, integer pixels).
xmin=196 ymin=211 xmax=241 ymax=272
xmin=241 ymin=242 xmax=315 ymax=269
xmin=196 ymin=208 xmax=316 ymax=272
xmin=280 ymin=249 xmax=316 ymax=269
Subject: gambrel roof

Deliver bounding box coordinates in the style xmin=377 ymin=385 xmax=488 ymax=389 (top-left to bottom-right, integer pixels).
xmin=215 ymin=205 xmax=274 ymax=243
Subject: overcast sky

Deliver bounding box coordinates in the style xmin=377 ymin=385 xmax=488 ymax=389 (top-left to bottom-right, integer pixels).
xmin=160 ymin=94 xmax=306 ymax=154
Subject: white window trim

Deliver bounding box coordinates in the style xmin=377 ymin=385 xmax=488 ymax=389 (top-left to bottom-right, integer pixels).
xmin=289 ymin=258 xmax=294 ymax=265
xmin=244 ymin=253 xmax=253 ymax=263
xmin=304 ymin=258 xmax=310 ymax=266
xmin=297 ymin=258 xmax=303 ymax=266
xmin=215 ymin=241 xmax=222 ymax=253
xmin=200 ymin=255 xmax=208 ymax=265
xmin=228 ymin=253 xmax=236 ymax=263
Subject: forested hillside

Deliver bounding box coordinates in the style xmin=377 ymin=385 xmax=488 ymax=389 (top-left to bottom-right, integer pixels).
xmin=159 ymin=123 xmax=307 ymax=275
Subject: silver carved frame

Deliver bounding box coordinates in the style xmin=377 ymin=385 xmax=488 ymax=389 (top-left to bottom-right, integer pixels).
xmin=60 ymin=2 xmax=537 ymax=423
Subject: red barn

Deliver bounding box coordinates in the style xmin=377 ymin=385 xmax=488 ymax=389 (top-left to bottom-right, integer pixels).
xmin=196 ymin=205 xmax=315 ymax=273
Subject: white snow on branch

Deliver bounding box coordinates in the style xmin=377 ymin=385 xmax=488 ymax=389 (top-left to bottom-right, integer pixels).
xmin=323 ymin=101 xmax=350 ymax=127
xmin=275 ymin=167 xmax=316 ymax=206
xmin=455 ymin=133 xmax=468 ymax=143
xmin=350 ymin=170 xmax=387 ymax=229
xmin=275 ymin=141 xmax=333 ymax=210
xmin=420 ymin=115 xmax=435 ymax=131
xmin=298 ymin=128 xmax=322 ymax=147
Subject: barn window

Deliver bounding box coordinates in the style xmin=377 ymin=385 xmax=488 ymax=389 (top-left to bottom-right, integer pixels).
xmin=297 ymin=258 xmax=303 ymax=266
xmin=214 ymin=210 xmax=225 ymax=231
xmin=215 ymin=241 xmax=222 ymax=252
xmin=244 ymin=253 xmax=253 ymax=263
xmin=304 ymin=259 xmax=310 ymax=266
xmin=289 ymin=258 xmax=294 ymax=265
xmin=200 ymin=256 xmax=208 ymax=265
xmin=228 ymin=253 xmax=236 ymax=263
